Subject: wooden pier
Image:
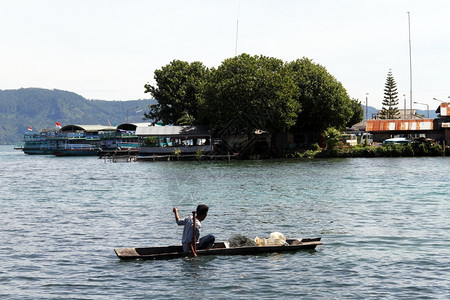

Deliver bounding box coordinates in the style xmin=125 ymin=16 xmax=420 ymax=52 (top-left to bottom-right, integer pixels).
xmin=99 ymin=149 xmax=238 ymax=162
xmin=98 ymin=149 xmax=138 ymax=163
xmin=136 ymin=153 xmax=238 ymax=162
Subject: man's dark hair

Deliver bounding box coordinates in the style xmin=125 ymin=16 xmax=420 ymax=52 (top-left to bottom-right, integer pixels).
xmin=196 ymin=204 xmax=209 ymax=216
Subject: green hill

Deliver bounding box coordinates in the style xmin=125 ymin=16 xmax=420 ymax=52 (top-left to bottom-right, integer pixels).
xmin=0 ymin=88 xmax=155 ymax=144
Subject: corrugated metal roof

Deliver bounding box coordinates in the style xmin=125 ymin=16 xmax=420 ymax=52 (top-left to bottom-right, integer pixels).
xmin=117 ymin=122 xmax=152 ymax=131
xmin=135 ymin=125 xmax=210 ymax=136
xmin=436 ymin=103 xmax=449 ymax=116
xmin=119 ymin=122 xmax=153 ymax=127
xmin=60 ymin=125 xmax=117 ymax=132
xmin=366 ymin=119 xmax=437 ymax=131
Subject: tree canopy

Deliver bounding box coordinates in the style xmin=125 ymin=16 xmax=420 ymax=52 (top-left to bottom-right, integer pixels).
xmin=202 ymin=54 xmax=300 ymax=133
xmin=347 ymin=98 xmax=364 ymax=127
xmin=145 ymin=54 xmax=355 ymax=137
xmin=144 ymin=60 xmax=208 ymax=125
xmin=288 ymin=58 xmax=353 ymax=133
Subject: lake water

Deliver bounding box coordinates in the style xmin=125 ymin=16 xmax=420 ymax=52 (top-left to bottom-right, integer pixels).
xmin=1 ymin=145 xmax=449 ymax=299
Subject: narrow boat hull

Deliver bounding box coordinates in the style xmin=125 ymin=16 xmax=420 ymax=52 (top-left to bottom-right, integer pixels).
xmin=53 ymin=148 xmax=99 ymax=156
xmin=114 ymin=238 xmax=322 ymax=260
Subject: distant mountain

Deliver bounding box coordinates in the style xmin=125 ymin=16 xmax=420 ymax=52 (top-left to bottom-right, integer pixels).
xmin=0 ymin=88 xmax=156 ymax=144
xmin=361 ymin=105 xmax=379 ymax=121
xmin=413 ymin=108 xmax=438 ymax=119
xmin=362 ymin=105 xmax=438 ymax=120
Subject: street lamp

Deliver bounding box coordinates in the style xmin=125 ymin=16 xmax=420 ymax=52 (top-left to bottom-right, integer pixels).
xmin=432 ymin=98 xmax=445 ymax=103
xmin=414 ymin=101 xmax=429 ymax=118
xmin=365 ymin=93 xmax=369 ymax=121
xmin=126 ymin=106 xmax=139 ymax=122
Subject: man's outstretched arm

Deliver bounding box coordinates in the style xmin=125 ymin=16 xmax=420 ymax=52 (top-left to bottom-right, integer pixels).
xmin=173 ymin=207 xmax=180 ymax=222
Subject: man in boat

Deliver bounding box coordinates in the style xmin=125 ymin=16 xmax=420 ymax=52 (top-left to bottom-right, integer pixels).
xmin=173 ymin=204 xmax=215 ymax=257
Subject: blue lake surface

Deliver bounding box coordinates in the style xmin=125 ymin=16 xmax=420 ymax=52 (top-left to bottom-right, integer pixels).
xmin=1 ymin=145 xmax=449 ymax=299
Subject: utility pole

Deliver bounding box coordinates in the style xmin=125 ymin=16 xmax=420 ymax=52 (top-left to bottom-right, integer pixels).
xmin=235 ymin=1 xmax=240 ymax=56
xmin=408 ymin=12 xmax=413 ymax=120
xmin=403 ymin=94 xmax=406 ymax=119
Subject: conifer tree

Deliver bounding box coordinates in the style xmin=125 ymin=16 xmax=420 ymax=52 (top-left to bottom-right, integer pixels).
xmin=380 ymin=69 xmax=400 ymax=119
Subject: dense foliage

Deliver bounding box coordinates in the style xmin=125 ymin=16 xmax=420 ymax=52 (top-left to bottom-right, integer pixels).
xmin=202 ymin=54 xmax=300 ymax=133
xmin=323 ymin=127 xmax=342 ymax=150
xmin=0 ymin=88 xmax=154 ymax=144
xmin=347 ymin=98 xmax=364 ymax=127
xmin=315 ymin=142 xmax=447 ymax=158
xmin=286 ymin=141 xmax=448 ymax=158
xmin=144 ymin=60 xmax=208 ymax=125
xmin=146 ymin=54 xmax=360 ymax=136
xmin=287 ymin=58 xmax=354 ymax=134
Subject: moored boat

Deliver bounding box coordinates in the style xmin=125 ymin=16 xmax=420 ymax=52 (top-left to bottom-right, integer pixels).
xmin=114 ymin=237 xmax=322 ymax=260
xmin=22 ymin=130 xmax=61 ymax=155
xmin=14 ymin=143 xmax=24 ymax=150
xmin=52 ymin=143 xmax=100 ymax=156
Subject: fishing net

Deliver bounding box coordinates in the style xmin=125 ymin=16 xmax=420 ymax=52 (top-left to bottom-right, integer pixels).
xmin=228 ymin=234 xmax=257 ymax=247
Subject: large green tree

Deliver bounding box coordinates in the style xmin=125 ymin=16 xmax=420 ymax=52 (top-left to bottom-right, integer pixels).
xmin=144 ymin=60 xmax=208 ymax=125
xmin=288 ymin=58 xmax=353 ymax=134
xmin=202 ymin=54 xmax=301 ymax=133
xmin=346 ymin=98 xmax=364 ymax=127
xmin=145 ymin=55 xmax=355 ymax=139
xmin=380 ymin=69 xmax=400 ymax=119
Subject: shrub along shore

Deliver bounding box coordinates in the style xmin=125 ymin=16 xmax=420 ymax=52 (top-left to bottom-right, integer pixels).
xmin=286 ymin=143 xmax=449 ymax=159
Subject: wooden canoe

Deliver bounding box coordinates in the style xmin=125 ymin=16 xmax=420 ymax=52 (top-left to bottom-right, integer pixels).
xmin=114 ymin=237 xmax=322 ymax=260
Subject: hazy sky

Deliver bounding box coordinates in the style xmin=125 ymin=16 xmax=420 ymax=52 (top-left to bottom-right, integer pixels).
xmin=1 ymin=0 xmax=449 ymax=109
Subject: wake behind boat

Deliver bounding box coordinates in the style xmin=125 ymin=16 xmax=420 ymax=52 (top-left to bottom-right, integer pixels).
xmin=114 ymin=237 xmax=322 ymax=260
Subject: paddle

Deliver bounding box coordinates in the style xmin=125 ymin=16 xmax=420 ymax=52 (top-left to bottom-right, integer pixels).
xmin=192 ymin=210 xmax=197 ymax=256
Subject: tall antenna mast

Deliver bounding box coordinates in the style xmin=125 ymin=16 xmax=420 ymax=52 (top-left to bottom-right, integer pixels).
xmin=235 ymin=1 xmax=240 ymax=56
xmin=408 ymin=12 xmax=413 ymax=119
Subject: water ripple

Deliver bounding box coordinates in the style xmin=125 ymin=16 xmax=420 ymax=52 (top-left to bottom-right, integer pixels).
xmin=1 ymin=146 xmax=449 ymax=299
